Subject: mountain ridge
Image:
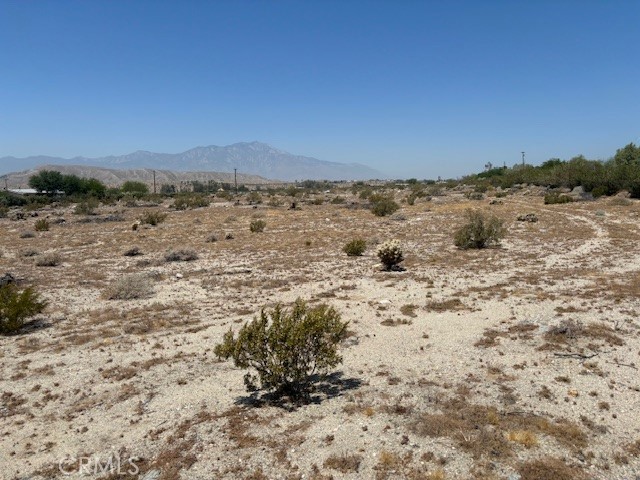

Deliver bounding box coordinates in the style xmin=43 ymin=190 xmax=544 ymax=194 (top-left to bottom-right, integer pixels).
xmin=0 ymin=142 xmax=385 ymax=181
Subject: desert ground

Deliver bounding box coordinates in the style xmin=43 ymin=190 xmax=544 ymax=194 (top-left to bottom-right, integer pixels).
xmin=1 ymin=186 xmax=639 ymax=480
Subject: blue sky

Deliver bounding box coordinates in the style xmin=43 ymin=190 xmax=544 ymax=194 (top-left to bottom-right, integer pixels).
xmin=1 ymin=1 xmax=638 ymax=178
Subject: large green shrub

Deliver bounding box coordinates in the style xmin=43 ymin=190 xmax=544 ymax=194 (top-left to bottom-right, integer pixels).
xmin=214 ymin=299 xmax=349 ymax=399
xmin=0 ymin=284 xmax=47 ymax=335
xmin=454 ymin=210 xmax=505 ymax=249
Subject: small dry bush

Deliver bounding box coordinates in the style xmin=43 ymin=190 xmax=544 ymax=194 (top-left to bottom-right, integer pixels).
xmin=609 ymin=197 xmax=632 ymax=206
xmin=454 ymin=210 xmax=505 ymax=249
xmin=74 ymin=198 xmax=99 ymax=215
xmin=35 ymin=253 xmax=61 ymax=267
xmin=165 ymin=249 xmax=198 ymax=262
xmin=123 ymin=247 xmax=143 ymax=257
xmin=323 ymin=453 xmax=362 ymax=473
xmin=376 ymin=240 xmax=404 ymax=270
xmin=250 ymin=219 xmax=266 ymax=233
xmin=104 ymin=274 xmax=154 ymax=300
xmin=0 ymin=284 xmax=47 ymax=335
xmin=34 ymin=218 xmax=50 ymax=231
xmin=140 ymin=210 xmax=167 ymax=226
xmin=343 ymin=238 xmax=366 ymax=256
xmin=20 ymin=231 xmax=35 ymax=239
xmin=544 ymin=193 xmax=573 ymax=205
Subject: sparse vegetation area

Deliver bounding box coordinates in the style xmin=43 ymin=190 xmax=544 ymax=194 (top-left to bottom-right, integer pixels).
xmin=2 ymin=165 xmax=640 ymax=479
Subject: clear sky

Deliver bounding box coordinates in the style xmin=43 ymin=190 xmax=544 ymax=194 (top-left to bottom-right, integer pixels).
xmin=1 ymin=1 xmax=638 ymax=178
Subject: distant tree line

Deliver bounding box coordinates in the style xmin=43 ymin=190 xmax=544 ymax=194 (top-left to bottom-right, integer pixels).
xmin=28 ymin=170 xmax=107 ymax=197
xmin=467 ymin=143 xmax=640 ymax=197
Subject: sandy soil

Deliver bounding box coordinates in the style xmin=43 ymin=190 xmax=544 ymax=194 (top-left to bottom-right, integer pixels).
xmin=1 ymin=188 xmax=639 ymax=480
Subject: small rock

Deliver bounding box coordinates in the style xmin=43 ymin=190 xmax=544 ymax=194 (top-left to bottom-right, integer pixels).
xmin=176 ymin=273 xmax=183 ymax=279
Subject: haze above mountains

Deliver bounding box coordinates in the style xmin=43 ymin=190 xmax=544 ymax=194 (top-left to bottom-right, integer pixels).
xmin=0 ymin=142 xmax=385 ymax=182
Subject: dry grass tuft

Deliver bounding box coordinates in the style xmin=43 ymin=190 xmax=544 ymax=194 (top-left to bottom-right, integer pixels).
xmin=103 ymin=274 xmax=154 ymax=300
xmin=516 ymin=457 xmax=586 ymax=480
xmin=507 ymin=430 xmax=539 ymax=448
xmin=323 ymin=452 xmax=362 ymax=473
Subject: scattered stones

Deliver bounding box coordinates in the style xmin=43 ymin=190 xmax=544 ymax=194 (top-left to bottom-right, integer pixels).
xmin=0 ymin=273 xmax=15 ymax=287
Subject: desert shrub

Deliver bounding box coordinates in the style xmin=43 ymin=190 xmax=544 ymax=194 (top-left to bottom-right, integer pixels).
xmin=165 ymin=249 xmax=198 ymax=262
xmin=544 ymin=193 xmax=573 ymax=204
xmin=376 ymin=240 xmax=404 ymax=270
xmin=74 ymin=198 xmax=99 ymax=215
xmin=140 ymin=210 xmax=167 ymax=226
xmin=173 ymin=194 xmax=210 ymax=210
xmin=34 ymin=219 xmax=50 ymax=232
xmin=225 ymin=232 xmax=234 ymax=240
xmin=370 ymin=195 xmax=400 ymax=217
xmin=20 ymin=231 xmax=35 ymax=239
xmin=21 ymin=249 xmax=39 ymax=257
xmin=267 ymin=196 xmax=283 ymax=207
xmin=214 ymin=299 xmax=349 ymax=399
xmin=35 ymin=253 xmax=61 ymax=267
xmin=0 ymin=284 xmax=47 ymax=335
xmin=123 ymin=247 xmax=142 ymax=257
xmin=205 ymin=234 xmax=218 ymax=243
xmin=590 ymin=185 xmax=609 ymax=198
xmin=466 ymin=192 xmax=485 ymax=200
xmin=331 ymin=196 xmax=346 ymax=204
xmin=250 ymin=219 xmax=266 ymax=233
xmin=104 ymin=274 xmax=154 ymax=300
xmin=247 ymin=191 xmax=262 ymax=204
xmin=406 ymin=193 xmax=417 ymax=205
xmin=609 ymin=197 xmax=632 ymax=206
xmin=454 ymin=210 xmax=505 ymax=249
xmin=0 ymin=206 xmax=8 ymax=218
xmin=343 ymin=238 xmax=366 ymax=256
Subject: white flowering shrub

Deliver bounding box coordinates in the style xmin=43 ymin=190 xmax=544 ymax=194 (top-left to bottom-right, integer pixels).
xmin=376 ymin=240 xmax=404 ymax=270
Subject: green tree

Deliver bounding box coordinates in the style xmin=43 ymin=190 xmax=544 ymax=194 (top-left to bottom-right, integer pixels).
xmin=29 ymin=170 xmax=65 ymax=194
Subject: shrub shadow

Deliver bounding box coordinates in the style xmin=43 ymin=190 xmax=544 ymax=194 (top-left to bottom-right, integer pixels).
xmin=235 ymin=371 xmax=362 ymax=411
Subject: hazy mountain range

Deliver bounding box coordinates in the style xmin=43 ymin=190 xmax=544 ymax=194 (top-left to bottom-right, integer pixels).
xmin=2 ymin=164 xmax=271 ymax=189
xmin=0 ymin=142 xmax=385 ymax=182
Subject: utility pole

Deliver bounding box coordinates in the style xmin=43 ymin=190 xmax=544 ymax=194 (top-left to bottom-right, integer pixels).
xmin=521 ymin=151 xmax=525 ymax=167
xmin=153 ymin=170 xmax=156 ymax=194
xmin=234 ymin=168 xmax=238 ymax=195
